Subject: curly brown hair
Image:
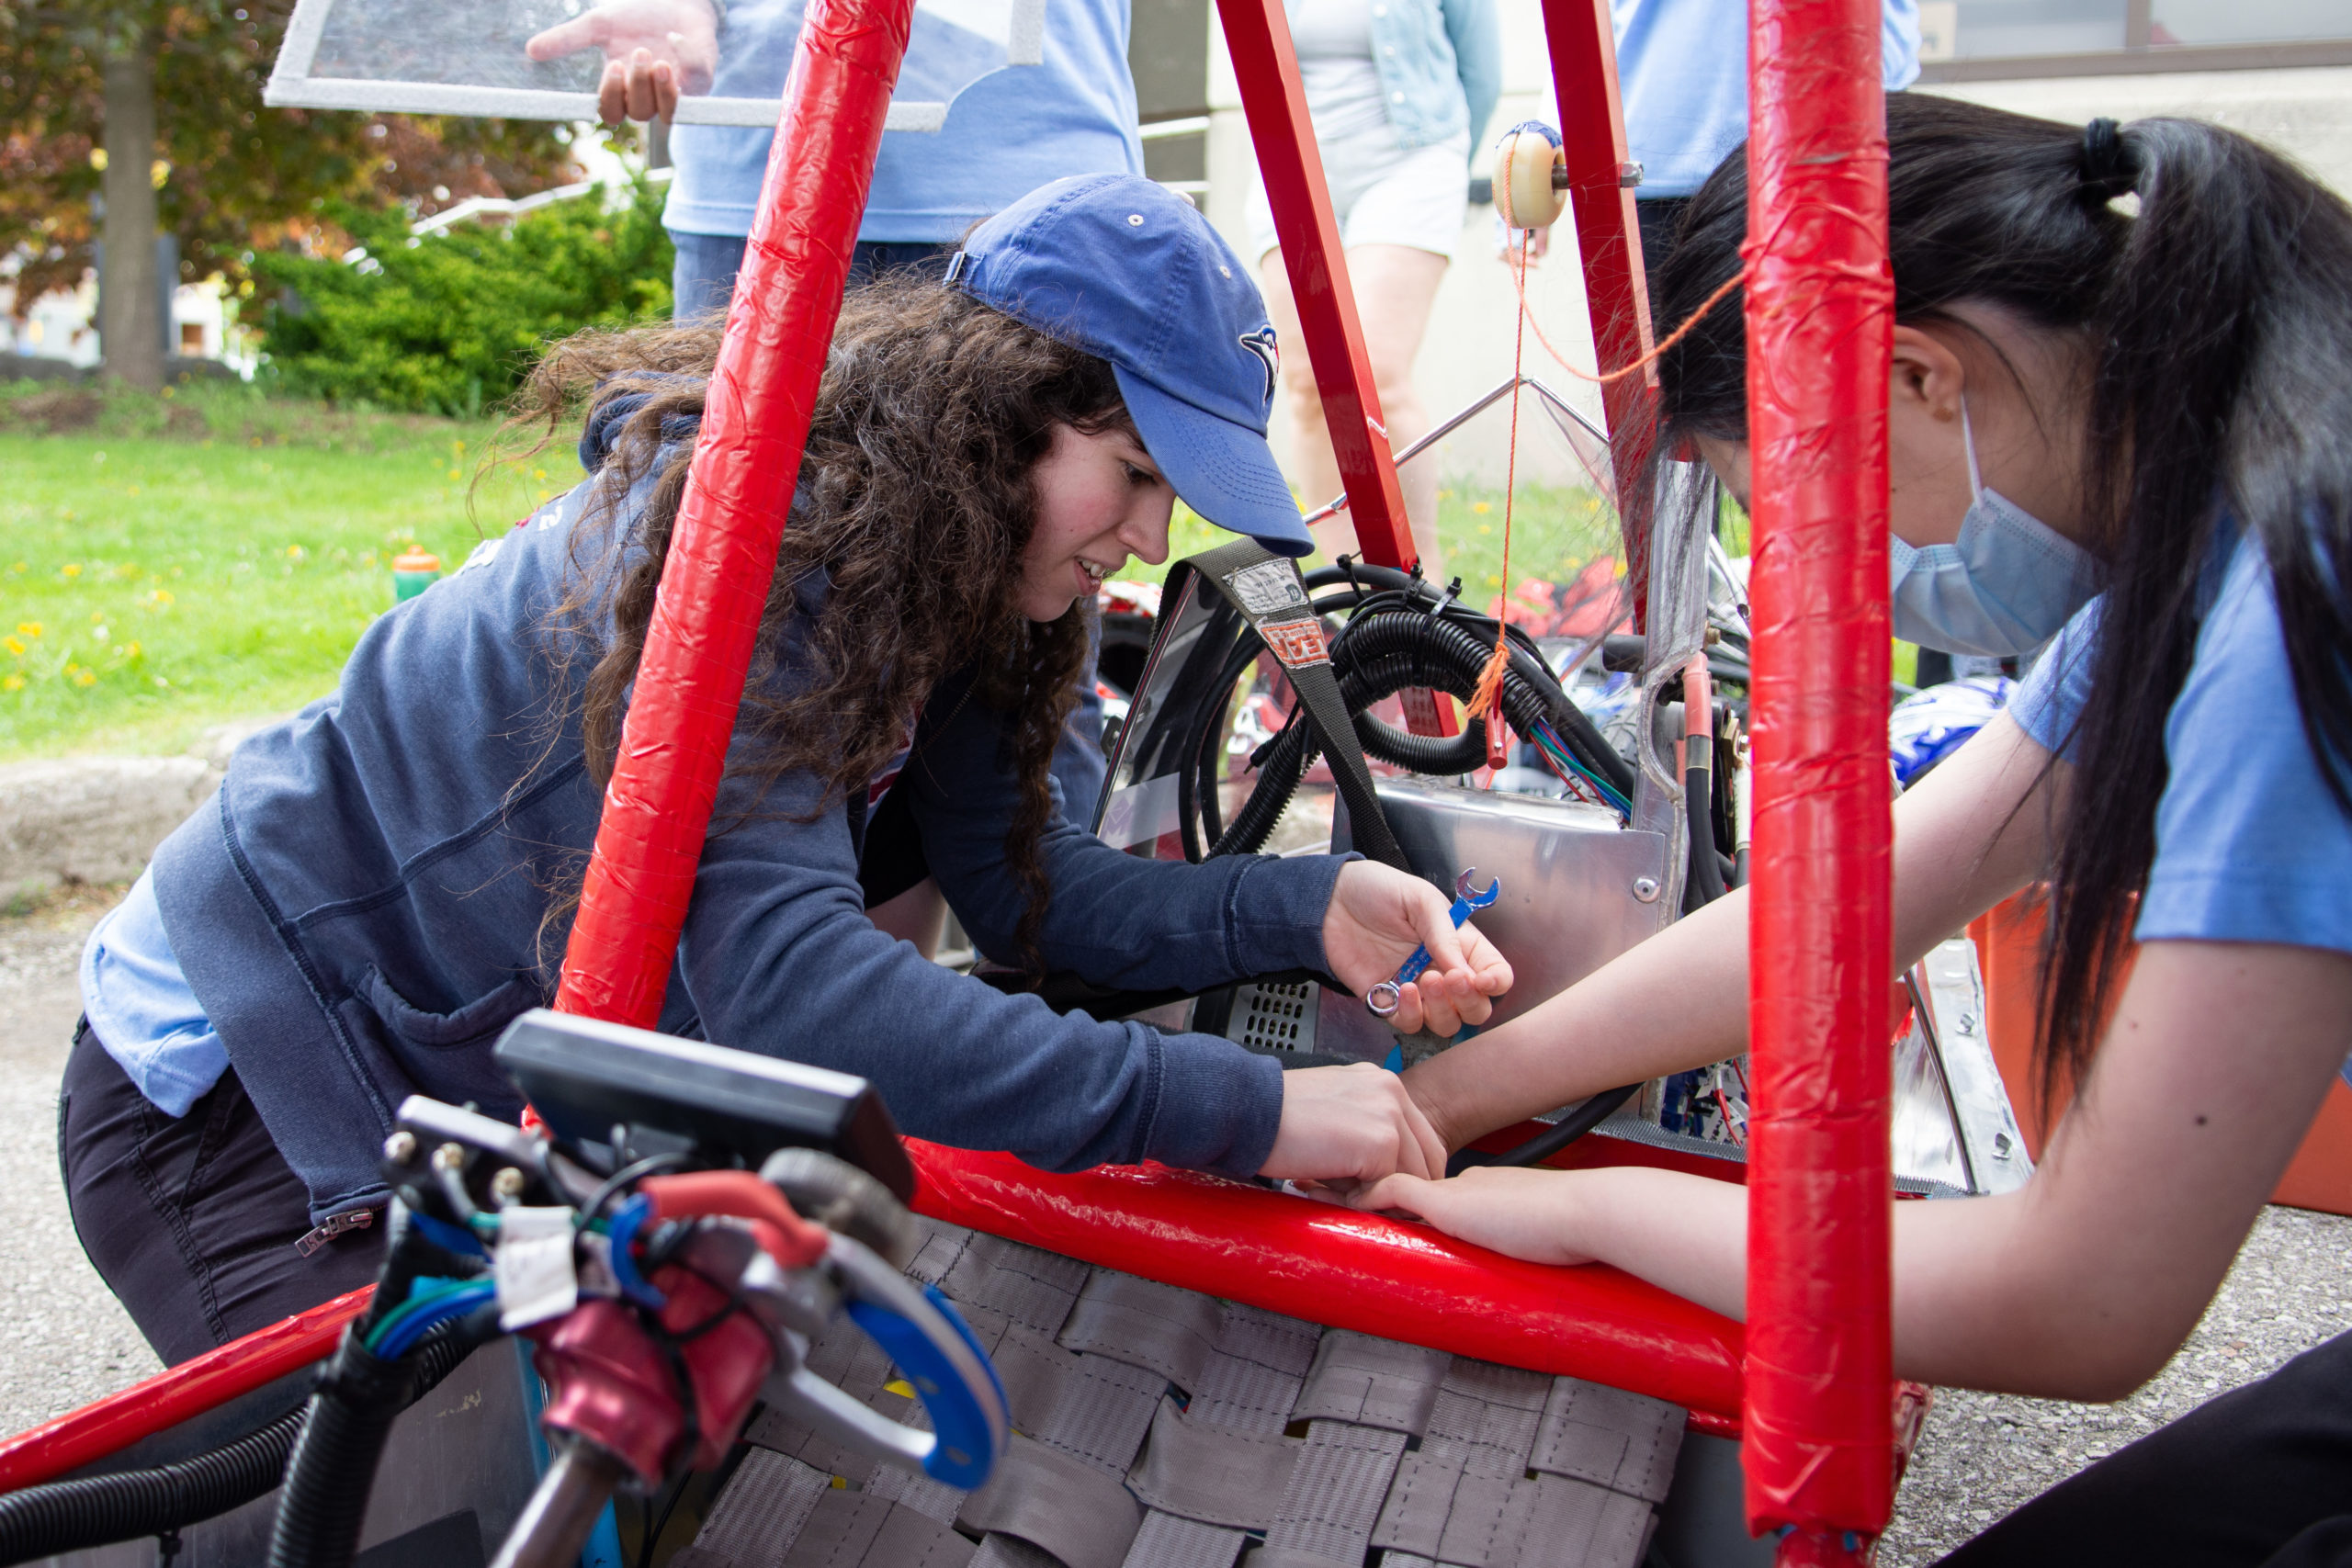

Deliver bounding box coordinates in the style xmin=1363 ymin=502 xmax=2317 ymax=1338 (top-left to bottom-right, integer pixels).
xmin=510 ymin=274 xmax=1123 ymax=970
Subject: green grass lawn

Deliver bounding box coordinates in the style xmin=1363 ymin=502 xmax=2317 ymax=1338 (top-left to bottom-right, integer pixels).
xmin=1 ymin=383 xmax=581 ymax=760
xmin=9 ymin=381 xmax=1917 ymax=761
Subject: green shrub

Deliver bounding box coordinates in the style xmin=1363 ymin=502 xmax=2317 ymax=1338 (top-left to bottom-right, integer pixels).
xmin=254 ymin=178 xmax=673 ymax=416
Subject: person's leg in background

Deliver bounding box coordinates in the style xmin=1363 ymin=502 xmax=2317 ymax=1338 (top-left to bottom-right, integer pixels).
xmin=59 ymin=1021 xmax=383 ymax=1367
xmin=1259 ymin=243 xmax=1451 ymax=576
xmin=846 ymin=241 xmax=955 ymax=288
xmin=1633 ymin=196 xmax=1690 ymax=318
xmin=670 ymin=230 xmax=749 ymax=321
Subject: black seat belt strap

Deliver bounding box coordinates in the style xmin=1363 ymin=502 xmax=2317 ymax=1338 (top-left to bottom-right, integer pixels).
xmin=1180 ymin=540 xmax=1408 ymax=873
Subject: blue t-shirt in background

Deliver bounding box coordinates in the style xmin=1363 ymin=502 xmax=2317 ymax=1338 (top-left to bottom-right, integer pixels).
xmin=2008 ymin=530 xmax=2352 ymax=961
xmin=666 ymin=0 xmax=1144 ymax=243
xmin=1609 ymin=0 xmax=1922 ymax=199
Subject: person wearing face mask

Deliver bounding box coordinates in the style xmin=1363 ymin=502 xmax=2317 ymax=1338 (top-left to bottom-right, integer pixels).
xmin=1329 ymin=98 xmax=2352 ymax=1561
xmin=56 ymin=177 xmax=1515 ymax=1368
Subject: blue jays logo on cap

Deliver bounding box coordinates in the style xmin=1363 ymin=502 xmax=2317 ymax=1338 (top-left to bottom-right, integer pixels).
xmin=1238 ymin=325 xmax=1281 ymax=409
xmin=944 ymin=175 xmax=1314 ymax=557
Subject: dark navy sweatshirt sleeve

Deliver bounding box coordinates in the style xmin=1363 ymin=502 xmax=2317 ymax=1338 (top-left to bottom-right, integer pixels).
xmin=671 ymin=756 xmax=1305 ymax=1176
xmin=899 ymin=671 xmax=1346 ymax=990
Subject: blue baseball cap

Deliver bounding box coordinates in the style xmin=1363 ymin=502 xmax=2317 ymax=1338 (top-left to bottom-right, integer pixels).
xmin=946 ymin=175 xmax=1314 ymax=557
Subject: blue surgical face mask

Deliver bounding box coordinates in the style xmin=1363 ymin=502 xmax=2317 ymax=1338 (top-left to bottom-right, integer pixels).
xmin=1888 ymin=400 xmax=2100 ymax=657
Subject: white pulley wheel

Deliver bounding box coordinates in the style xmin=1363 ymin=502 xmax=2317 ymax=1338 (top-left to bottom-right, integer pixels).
xmin=1493 ymin=124 xmax=1566 ymax=231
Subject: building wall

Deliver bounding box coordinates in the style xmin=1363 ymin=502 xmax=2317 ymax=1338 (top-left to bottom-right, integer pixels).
xmin=1203 ymin=1 xmax=2352 ymax=489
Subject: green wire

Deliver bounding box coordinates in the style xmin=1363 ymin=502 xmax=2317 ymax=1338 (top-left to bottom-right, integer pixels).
xmin=365 ymin=1277 xmax=486 ymax=1353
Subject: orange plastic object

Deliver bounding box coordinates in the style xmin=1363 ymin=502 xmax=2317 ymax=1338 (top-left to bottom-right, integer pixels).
xmin=0 ymin=1287 xmax=369 ymax=1492
xmin=1741 ymin=0 xmax=1896 ymax=1552
xmin=552 ymin=0 xmax=915 ymax=1028
xmin=1970 ymin=896 xmax=2352 ymax=1215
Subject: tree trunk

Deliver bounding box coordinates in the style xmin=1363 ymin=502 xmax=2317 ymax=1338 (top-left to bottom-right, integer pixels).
xmin=100 ymin=42 xmax=164 ymax=390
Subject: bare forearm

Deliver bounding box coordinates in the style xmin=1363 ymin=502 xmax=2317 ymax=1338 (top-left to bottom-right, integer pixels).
xmin=1406 ymin=890 xmax=1750 ymax=1148
xmin=1408 ymin=717 xmax=2058 ymax=1148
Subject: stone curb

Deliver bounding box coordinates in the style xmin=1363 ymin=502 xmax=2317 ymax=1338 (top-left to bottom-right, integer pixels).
xmin=0 ymin=716 xmax=288 ymax=893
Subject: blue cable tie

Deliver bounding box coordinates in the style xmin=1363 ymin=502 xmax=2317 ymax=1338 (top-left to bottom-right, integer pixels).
xmin=605 ymin=1194 xmax=668 ymax=1310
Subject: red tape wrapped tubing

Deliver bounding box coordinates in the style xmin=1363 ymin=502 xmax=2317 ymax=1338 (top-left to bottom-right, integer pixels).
xmin=552 ymin=0 xmax=916 ymax=1027
xmin=1740 ymin=0 xmax=1898 ymax=1549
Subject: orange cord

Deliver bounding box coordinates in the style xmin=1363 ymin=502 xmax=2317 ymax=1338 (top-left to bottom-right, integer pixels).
xmin=1509 ymin=262 xmax=1747 ymax=388
xmin=1468 ymin=241 xmax=1745 ymax=725
xmin=1467 ymin=233 xmax=1533 ymax=727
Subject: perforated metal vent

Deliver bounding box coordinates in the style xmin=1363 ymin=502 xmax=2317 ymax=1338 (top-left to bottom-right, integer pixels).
xmin=1230 ymin=979 xmax=1317 ymax=1055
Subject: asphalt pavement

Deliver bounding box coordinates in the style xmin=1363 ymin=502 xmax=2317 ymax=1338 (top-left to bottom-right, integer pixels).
xmin=2 ymin=886 xmax=2346 ymax=1562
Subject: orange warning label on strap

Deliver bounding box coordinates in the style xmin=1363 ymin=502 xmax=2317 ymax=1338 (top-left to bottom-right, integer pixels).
xmin=1261 ymin=617 xmax=1329 ymax=670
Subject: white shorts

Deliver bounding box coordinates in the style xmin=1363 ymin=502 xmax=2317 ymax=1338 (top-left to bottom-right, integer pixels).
xmin=1245 ymin=124 xmax=1473 ymax=263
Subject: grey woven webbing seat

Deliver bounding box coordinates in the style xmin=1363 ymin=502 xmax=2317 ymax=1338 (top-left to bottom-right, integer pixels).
xmin=679 ymin=1214 xmax=1687 ymax=1568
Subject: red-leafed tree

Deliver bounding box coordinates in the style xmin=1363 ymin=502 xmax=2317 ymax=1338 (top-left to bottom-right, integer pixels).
xmin=0 ymin=0 xmax=581 ymax=387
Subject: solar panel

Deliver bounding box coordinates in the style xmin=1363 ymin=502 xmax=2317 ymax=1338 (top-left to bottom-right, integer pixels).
xmin=266 ymin=0 xmax=1048 ymax=133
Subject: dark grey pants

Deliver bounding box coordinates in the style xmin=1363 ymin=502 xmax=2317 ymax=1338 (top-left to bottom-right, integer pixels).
xmin=59 ymin=1021 xmax=384 ymax=1366
xmin=1940 ymin=1330 xmax=2352 ymax=1566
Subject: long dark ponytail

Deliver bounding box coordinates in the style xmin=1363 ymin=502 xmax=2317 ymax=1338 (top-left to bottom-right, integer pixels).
xmin=1652 ymin=95 xmax=2352 ymax=1105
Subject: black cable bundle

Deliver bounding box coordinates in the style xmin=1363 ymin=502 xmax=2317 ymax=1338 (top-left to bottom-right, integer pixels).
xmin=0 ymin=1316 xmax=487 ymax=1568
xmin=1175 ymin=564 xmax=1635 ymax=863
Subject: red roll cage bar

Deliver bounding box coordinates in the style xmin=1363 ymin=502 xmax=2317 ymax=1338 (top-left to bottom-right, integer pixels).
xmin=0 ymin=3 xmax=1896 ymax=1560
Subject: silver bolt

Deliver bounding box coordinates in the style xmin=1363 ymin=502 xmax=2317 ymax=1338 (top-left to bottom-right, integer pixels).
xmin=431 ymin=1142 xmax=467 ymax=1172
xmin=1632 ymin=875 xmax=1661 ymax=903
xmin=1958 ymin=1013 xmax=1978 ymax=1033
xmin=383 ymin=1131 xmax=417 ymax=1165
xmin=491 ymin=1168 xmax=526 ymax=1202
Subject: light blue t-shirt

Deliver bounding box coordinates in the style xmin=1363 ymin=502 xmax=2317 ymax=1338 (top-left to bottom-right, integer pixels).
xmin=665 ymin=0 xmax=1145 ymax=243
xmin=1609 ymin=0 xmax=1922 ymax=199
xmin=2008 ymin=530 xmax=2352 ymax=960
xmin=81 ymin=869 xmax=227 ymax=1118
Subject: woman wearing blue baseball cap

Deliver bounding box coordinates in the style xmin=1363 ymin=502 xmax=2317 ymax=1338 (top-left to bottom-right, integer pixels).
xmin=60 ymin=175 xmax=1514 ymax=1364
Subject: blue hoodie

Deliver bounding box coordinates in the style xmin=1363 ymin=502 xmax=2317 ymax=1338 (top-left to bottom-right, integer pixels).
xmin=146 ymin=396 xmax=1337 ymax=1225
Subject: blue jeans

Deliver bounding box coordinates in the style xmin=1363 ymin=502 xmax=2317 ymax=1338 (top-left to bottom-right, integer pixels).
xmin=665 ymin=227 xmax=1111 ymax=823
xmin=669 ymin=230 xmax=958 ymax=321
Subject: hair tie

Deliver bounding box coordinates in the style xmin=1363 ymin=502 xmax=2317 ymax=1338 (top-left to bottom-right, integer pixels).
xmin=2080 ymin=117 xmax=2139 ymax=199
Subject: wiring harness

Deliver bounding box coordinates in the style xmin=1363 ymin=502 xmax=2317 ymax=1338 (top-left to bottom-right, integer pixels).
xmin=1173 ymin=561 xmax=1639 ymax=863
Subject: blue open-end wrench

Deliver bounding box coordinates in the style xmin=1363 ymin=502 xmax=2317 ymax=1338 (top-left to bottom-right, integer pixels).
xmin=1365 ymin=868 xmax=1500 ymax=1018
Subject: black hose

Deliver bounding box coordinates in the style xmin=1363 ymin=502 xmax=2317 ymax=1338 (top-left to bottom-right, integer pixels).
xmin=0 ymin=1409 xmax=302 ymax=1568
xmin=1188 ymin=601 xmax=1635 ymax=862
xmin=1446 ymin=1084 xmax=1641 ymax=1176
xmin=267 ymin=1305 xmax=501 ymax=1568
xmin=0 ymin=1315 xmax=487 ymax=1568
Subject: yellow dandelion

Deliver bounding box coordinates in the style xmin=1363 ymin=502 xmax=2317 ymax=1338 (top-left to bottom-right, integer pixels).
xmin=287 ymin=544 xmax=307 ymax=560
xmin=2 ymin=674 xmax=21 ymax=692
xmin=150 ymin=589 xmax=174 ymax=606
xmin=125 ymin=641 xmax=141 ymax=658
xmin=17 ymin=622 xmax=40 ymax=637
xmin=91 ymin=611 xmax=106 ymax=624
xmin=61 ymin=562 xmax=82 ymax=578
xmin=3 ymin=637 xmax=21 ymax=657
xmin=1485 ymin=574 xmax=1502 ymax=586
xmin=74 ymin=669 xmax=96 ymax=687
xmin=1471 ymin=501 xmax=1492 ymax=515
xmin=9 ymin=562 xmax=24 ymax=573
xmin=531 ymin=468 xmax=548 ymax=480
xmin=1477 ymin=524 xmax=1492 ymax=536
